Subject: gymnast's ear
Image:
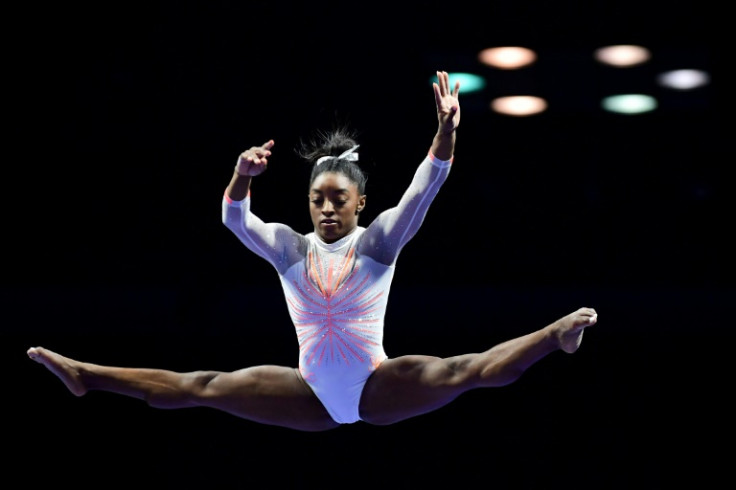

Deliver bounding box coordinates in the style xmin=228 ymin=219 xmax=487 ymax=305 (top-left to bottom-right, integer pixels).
xmin=356 ymin=195 xmax=366 ymax=214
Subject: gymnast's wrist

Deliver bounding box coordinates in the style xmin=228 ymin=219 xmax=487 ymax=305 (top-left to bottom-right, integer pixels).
xmin=234 ymin=161 xmax=251 ymax=177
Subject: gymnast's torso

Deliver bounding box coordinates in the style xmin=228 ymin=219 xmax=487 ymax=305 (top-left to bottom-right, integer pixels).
xmin=222 ymin=153 xmax=452 ymax=422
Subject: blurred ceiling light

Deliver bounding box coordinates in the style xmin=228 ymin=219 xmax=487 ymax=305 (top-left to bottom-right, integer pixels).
xmin=478 ymin=46 xmax=537 ymax=69
xmin=601 ymin=94 xmax=658 ymax=114
xmin=491 ymin=96 xmax=548 ymax=116
xmin=430 ymin=72 xmax=486 ymax=94
xmin=594 ymin=45 xmax=651 ymax=67
xmin=657 ymin=69 xmax=711 ymax=90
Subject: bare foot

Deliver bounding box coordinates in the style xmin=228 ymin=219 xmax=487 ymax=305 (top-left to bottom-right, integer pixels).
xmin=552 ymin=307 xmax=598 ymax=354
xmin=27 ymin=347 xmax=88 ymax=396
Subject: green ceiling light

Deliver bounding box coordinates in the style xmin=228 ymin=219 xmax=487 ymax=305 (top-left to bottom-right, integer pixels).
xmin=430 ymin=72 xmax=486 ymax=94
xmin=601 ymin=94 xmax=658 ymax=114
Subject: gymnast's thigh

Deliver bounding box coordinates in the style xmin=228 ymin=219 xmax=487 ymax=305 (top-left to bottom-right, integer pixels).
xmin=205 ymin=365 xmax=339 ymax=430
xmin=358 ymin=355 xmax=464 ymax=425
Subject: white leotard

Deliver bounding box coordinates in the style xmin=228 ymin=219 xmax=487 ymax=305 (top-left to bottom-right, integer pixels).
xmin=222 ymin=152 xmax=452 ymax=423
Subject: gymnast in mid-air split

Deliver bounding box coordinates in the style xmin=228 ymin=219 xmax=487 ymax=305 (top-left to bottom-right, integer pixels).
xmin=28 ymin=70 xmax=598 ymax=431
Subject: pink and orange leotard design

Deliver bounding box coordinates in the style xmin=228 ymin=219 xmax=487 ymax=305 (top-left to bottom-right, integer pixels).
xmin=222 ymin=152 xmax=452 ymax=423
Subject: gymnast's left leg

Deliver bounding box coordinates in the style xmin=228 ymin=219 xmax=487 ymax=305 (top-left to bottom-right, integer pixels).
xmin=358 ymin=306 xmax=598 ymax=426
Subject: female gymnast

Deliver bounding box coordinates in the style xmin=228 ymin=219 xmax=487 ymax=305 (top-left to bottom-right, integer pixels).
xmin=27 ymin=70 xmax=598 ymax=431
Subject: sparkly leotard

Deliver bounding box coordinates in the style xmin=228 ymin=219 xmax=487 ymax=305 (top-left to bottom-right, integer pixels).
xmin=222 ymin=152 xmax=452 ymax=423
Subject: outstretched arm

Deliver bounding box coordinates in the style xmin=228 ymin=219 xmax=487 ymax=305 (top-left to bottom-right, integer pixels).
xmin=360 ymin=71 xmax=461 ymax=264
xmin=430 ymin=70 xmax=460 ymax=161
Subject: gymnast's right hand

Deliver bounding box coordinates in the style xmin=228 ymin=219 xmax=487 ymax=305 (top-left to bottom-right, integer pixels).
xmin=235 ymin=139 xmax=274 ymax=177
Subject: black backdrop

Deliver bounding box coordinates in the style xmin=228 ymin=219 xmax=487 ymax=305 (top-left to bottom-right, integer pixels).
xmin=5 ymin=1 xmax=728 ymax=488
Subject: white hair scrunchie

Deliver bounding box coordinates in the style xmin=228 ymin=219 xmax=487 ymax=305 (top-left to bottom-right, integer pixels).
xmin=316 ymin=144 xmax=360 ymax=165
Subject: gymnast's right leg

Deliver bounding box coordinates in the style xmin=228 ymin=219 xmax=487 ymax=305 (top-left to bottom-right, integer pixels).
xmin=27 ymin=347 xmax=339 ymax=432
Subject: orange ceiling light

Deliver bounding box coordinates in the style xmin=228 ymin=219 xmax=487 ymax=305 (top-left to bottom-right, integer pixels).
xmin=491 ymin=96 xmax=548 ymax=116
xmin=478 ymin=46 xmax=537 ymax=69
xmin=594 ymin=45 xmax=651 ymax=67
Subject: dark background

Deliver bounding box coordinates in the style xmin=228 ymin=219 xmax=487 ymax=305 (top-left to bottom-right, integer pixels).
xmin=5 ymin=1 xmax=728 ymax=488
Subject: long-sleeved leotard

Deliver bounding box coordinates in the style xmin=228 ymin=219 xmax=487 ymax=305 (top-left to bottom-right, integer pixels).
xmin=222 ymin=152 xmax=452 ymax=423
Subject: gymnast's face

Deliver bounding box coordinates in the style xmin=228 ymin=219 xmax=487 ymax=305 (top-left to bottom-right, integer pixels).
xmin=309 ymin=172 xmax=366 ymax=244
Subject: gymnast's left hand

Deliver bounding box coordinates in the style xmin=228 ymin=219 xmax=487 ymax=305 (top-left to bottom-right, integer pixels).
xmin=433 ymin=70 xmax=460 ymax=134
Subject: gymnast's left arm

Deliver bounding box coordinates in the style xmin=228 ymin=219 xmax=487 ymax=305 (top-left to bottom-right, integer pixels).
xmin=360 ymin=70 xmax=460 ymax=264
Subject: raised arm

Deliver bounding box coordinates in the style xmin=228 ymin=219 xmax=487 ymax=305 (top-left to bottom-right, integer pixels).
xmin=225 ymin=139 xmax=274 ymax=201
xmin=222 ymin=139 xmax=305 ymax=273
xmin=430 ymin=70 xmax=460 ymax=161
xmin=359 ymin=71 xmax=460 ymax=264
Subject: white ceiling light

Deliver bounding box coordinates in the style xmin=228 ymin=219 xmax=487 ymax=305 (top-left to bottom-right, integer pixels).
xmin=657 ymin=69 xmax=711 ymax=90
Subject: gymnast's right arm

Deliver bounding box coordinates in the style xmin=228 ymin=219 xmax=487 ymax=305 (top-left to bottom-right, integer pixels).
xmin=222 ymin=139 xmax=304 ymax=273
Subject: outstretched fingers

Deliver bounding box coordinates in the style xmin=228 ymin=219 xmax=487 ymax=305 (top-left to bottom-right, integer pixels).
xmin=437 ymin=70 xmax=448 ymax=95
xmin=433 ymin=70 xmax=460 ymax=131
xmin=433 ymin=70 xmax=449 ymax=102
